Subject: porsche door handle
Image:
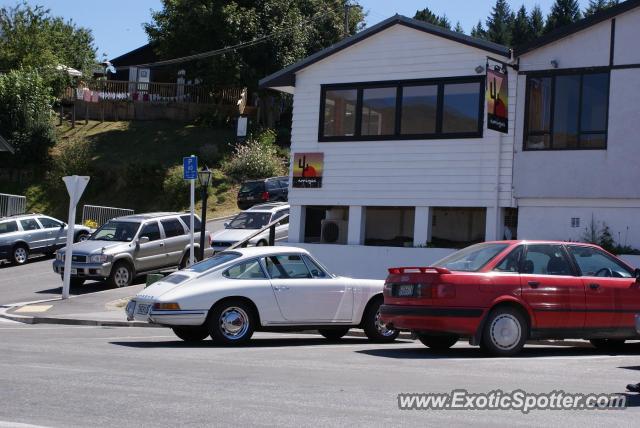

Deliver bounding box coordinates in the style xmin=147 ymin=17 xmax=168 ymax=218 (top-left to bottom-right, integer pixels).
xmin=274 ymin=286 xmax=290 ymax=291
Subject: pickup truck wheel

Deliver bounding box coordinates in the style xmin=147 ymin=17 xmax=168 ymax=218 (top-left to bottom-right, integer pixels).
xmin=481 ymin=307 xmax=528 ymax=357
xmin=11 ymin=244 xmax=29 ymax=265
xmin=172 ymin=326 xmax=210 ymax=342
xmin=108 ymin=261 xmax=134 ymax=288
xmin=75 ymin=232 xmax=90 ymax=242
xmin=363 ymin=298 xmax=399 ymax=343
xmin=590 ymin=339 xmax=626 ymax=351
xmin=207 ymin=299 xmax=255 ymax=345
xmin=417 ymin=334 xmax=459 ymax=350
xmin=318 ymin=328 xmax=350 ymax=341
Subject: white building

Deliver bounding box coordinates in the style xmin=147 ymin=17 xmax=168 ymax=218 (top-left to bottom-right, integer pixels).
xmin=260 ymin=2 xmax=640 ymax=277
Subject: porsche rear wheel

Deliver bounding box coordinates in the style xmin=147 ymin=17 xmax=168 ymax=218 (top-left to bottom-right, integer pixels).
xmin=172 ymin=326 xmax=210 ymax=342
xmin=363 ymin=297 xmax=399 ymax=343
xmin=207 ymin=299 xmax=255 ymax=345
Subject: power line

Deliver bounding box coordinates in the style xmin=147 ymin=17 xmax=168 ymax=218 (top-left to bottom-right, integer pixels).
xmin=126 ymin=4 xmax=346 ymax=69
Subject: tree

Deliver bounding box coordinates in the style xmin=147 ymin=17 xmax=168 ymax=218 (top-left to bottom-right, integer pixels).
xmin=511 ymin=5 xmax=531 ymax=48
xmin=454 ymin=22 xmax=464 ymax=34
xmin=584 ymin=0 xmax=619 ymax=17
xmin=144 ymin=0 xmax=365 ymax=89
xmin=471 ymin=20 xmax=487 ymax=39
xmin=529 ymin=5 xmax=545 ymax=39
xmin=0 ymin=3 xmax=95 ymax=74
xmin=486 ymin=0 xmax=514 ymax=46
xmin=413 ymin=6 xmax=451 ymax=29
xmin=545 ymin=0 xmax=582 ymax=33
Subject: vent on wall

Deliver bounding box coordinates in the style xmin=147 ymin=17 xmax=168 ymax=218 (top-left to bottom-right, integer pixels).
xmin=571 ymin=217 xmax=581 ymax=228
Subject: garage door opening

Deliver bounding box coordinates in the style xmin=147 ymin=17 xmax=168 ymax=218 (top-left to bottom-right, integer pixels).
xmin=303 ymin=206 xmax=349 ymax=244
xmin=365 ymin=207 xmax=415 ymax=247
xmin=431 ymin=207 xmax=486 ymax=248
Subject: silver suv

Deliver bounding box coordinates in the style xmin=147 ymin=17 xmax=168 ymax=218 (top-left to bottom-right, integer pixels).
xmin=0 ymin=214 xmax=92 ymax=265
xmin=52 ymin=212 xmax=213 ymax=287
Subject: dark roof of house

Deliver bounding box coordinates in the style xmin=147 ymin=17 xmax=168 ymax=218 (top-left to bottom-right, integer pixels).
xmin=515 ymin=0 xmax=640 ymax=56
xmin=0 ymin=133 xmax=14 ymax=154
xmin=259 ymin=15 xmax=510 ymax=89
xmin=110 ymin=43 xmax=159 ymax=67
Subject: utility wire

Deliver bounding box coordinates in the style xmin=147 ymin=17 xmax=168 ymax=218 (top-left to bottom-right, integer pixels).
xmin=126 ymin=3 xmax=347 ymax=69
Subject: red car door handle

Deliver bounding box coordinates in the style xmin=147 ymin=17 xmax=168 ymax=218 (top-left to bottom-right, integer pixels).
xmin=528 ymin=281 xmax=540 ymax=288
xmin=589 ymin=283 xmax=600 ymax=290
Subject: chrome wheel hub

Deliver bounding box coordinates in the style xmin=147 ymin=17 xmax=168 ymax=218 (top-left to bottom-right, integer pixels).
xmin=114 ymin=267 xmax=130 ymax=287
xmin=14 ymin=247 xmax=27 ymax=264
xmin=490 ymin=314 xmax=521 ymax=350
xmin=375 ymin=309 xmax=396 ymax=337
xmin=219 ymin=307 xmax=249 ymax=340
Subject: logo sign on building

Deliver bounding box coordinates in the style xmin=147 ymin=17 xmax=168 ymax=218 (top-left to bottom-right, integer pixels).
xmin=486 ymin=66 xmax=508 ymax=134
xmin=293 ymin=153 xmax=324 ymax=188
xmin=183 ymin=156 xmax=198 ymax=180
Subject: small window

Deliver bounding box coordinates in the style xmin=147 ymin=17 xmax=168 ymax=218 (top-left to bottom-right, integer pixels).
xmin=161 ymin=219 xmax=186 ymax=238
xmin=180 ymin=215 xmax=201 ymax=232
xmin=303 ymin=255 xmax=328 ymax=278
xmin=522 ymin=244 xmax=573 ymax=276
xmin=361 ymin=87 xmax=396 ymax=136
xmin=264 ymin=254 xmax=311 ymax=279
xmin=442 ymin=82 xmax=481 ymax=134
xmin=140 ymin=222 xmax=161 ymax=241
xmin=20 ymin=218 xmax=40 ymax=231
xmin=568 ymin=246 xmax=633 ymax=278
xmin=223 ymin=259 xmax=267 ymax=279
xmin=0 ymin=221 xmax=18 ymax=234
xmin=401 ymin=85 xmax=437 ymax=135
xmin=571 ymin=217 xmax=580 ymax=228
xmin=38 ymin=217 xmax=63 ymax=229
xmin=494 ymin=246 xmax=523 ymax=273
xmin=323 ymin=89 xmax=357 ymax=137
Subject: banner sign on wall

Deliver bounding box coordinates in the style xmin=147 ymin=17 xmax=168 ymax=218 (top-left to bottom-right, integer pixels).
xmin=293 ymin=152 xmax=324 ymax=188
xmin=486 ymin=65 xmax=508 ymax=134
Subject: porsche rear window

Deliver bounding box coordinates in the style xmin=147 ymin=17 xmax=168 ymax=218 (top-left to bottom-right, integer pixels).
xmin=434 ymin=243 xmax=509 ymax=272
xmin=188 ymin=252 xmax=241 ymax=273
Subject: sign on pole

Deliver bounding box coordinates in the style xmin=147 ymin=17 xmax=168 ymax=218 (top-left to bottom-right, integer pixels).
xmin=62 ymin=175 xmax=90 ymax=299
xmin=183 ymin=155 xmax=197 ymax=266
xmin=237 ymin=116 xmax=248 ymax=138
xmin=486 ymin=63 xmax=509 ymax=134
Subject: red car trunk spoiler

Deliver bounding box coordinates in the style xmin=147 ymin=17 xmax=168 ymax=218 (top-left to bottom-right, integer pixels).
xmin=387 ymin=267 xmax=452 ymax=275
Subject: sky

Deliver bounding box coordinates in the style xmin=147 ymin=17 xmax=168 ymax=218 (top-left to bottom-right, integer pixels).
xmin=0 ymin=0 xmax=593 ymax=59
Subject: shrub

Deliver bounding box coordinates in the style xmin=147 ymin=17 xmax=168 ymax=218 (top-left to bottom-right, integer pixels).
xmin=222 ymin=130 xmax=286 ymax=181
xmin=162 ymin=165 xmax=190 ymax=210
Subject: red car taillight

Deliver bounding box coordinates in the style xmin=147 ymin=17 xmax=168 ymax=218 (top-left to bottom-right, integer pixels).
xmin=261 ymin=191 xmax=270 ymax=201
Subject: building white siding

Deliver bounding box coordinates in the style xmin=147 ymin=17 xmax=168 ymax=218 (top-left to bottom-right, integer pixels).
xmin=289 ymin=24 xmax=515 ymax=208
xmin=614 ymin=6 xmax=640 ymax=64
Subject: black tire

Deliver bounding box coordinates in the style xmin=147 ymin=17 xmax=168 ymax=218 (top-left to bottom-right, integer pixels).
xmin=108 ymin=261 xmax=134 ymax=288
xmin=256 ymin=240 xmax=267 ymax=247
xmin=318 ymin=328 xmax=350 ymax=341
xmin=11 ymin=244 xmax=29 ymax=265
xmin=417 ymin=333 xmax=459 ymax=350
xmin=590 ymin=339 xmax=626 ymax=351
xmin=172 ymin=326 xmax=210 ymax=342
xmin=481 ymin=307 xmax=528 ymax=357
xmin=179 ymin=251 xmax=200 ymax=269
xmin=207 ymin=299 xmax=255 ymax=345
xmin=75 ymin=232 xmax=90 ymax=242
xmin=70 ymin=278 xmax=85 ymax=287
xmin=362 ymin=297 xmax=399 ymax=343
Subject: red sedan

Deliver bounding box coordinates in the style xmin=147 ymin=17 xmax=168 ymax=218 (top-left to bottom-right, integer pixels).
xmin=380 ymin=240 xmax=640 ymax=356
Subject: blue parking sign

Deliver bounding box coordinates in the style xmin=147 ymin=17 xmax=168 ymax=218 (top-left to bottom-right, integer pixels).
xmin=183 ymin=156 xmax=198 ymax=180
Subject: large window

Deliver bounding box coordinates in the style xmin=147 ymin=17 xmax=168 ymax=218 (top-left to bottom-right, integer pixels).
xmin=319 ymin=77 xmax=484 ymax=141
xmin=525 ymin=71 xmax=609 ymax=150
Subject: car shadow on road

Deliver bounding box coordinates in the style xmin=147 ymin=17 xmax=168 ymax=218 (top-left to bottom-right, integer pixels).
xmin=110 ymin=337 xmax=414 ymax=349
xmin=0 ymin=254 xmax=52 ymax=269
xmin=356 ymin=341 xmax=640 ymax=360
xmin=35 ymin=276 xmax=147 ymax=296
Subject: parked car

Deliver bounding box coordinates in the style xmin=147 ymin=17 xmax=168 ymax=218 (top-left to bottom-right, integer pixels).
xmin=126 ymin=246 xmax=399 ymax=344
xmin=53 ymin=212 xmax=212 ymax=287
xmin=211 ymin=203 xmax=289 ymax=252
xmin=0 ymin=214 xmax=93 ymax=265
xmin=380 ymin=240 xmax=640 ymax=357
xmin=237 ymin=176 xmax=288 ymax=210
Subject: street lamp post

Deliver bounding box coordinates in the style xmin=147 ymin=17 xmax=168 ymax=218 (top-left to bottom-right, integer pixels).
xmin=197 ymin=166 xmax=212 ymax=261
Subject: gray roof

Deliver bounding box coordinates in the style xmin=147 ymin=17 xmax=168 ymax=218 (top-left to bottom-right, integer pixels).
xmin=260 ymin=15 xmax=511 ymax=90
xmin=0 ymin=133 xmax=13 ymax=153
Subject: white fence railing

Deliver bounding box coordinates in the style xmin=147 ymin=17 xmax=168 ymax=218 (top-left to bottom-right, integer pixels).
xmin=0 ymin=193 xmax=26 ymax=217
xmin=82 ymin=205 xmax=134 ymax=227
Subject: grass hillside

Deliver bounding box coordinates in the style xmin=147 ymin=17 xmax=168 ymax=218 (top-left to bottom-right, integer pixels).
xmin=24 ymin=120 xmax=242 ymax=221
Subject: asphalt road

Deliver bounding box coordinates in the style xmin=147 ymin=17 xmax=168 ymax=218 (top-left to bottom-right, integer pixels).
xmin=0 ymin=218 xmax=228 ymax=306
xmin=1 ymin=323 xmax=639 ymax=427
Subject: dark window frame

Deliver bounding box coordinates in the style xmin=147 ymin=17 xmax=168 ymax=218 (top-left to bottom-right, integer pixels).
xmin=318 ymin=76 xmax=485 ymax=142
xmin=523 ymin=67 xmax=610 ymax=151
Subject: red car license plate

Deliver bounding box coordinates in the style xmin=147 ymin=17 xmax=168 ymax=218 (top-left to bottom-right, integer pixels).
xmin=397 ymin=285 xmax=415 ymax=297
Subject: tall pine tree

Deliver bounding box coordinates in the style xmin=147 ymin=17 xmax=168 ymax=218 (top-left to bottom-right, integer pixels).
xmin=471 ymin=20 xmax=487 ymax=39
xmin=486 ymin=0 xmax=514 ymax=45
xmin=529 ymin=5 xmax=545 ymax=39
xmin=584 ymin=0 xmax=619 ymax=17
xmin=545 ymin=0 xmax=582 ymax=33
xmin=454 ymin=22 xmax=465 ymax=34
xmin=511 ymin=6 xmax=532 ymax=48
xmin=414 ymin=7 xmax=451 ymax=29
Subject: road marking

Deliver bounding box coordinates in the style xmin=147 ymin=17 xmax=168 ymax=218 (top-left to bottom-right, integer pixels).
xmin=0 ymin=421 xmax=53 ymax=428
xmin=13 ymin=305 xmax=53 ymax=313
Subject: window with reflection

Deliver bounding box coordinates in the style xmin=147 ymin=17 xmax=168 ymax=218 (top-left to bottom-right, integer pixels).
xmin=442 ymin=82 xmax=481 ymax=134
xmin=525 ymin=72 xmax=608 ymax=150
xmin=323 ymin=89 xmax=357 ymax=137
xmin=361 ymin=87 xmax=396 ymax=136
xmin=401 ymin=85 xmax=437 ymax=135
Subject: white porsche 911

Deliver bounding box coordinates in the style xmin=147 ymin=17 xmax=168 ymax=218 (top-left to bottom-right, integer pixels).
xmin=126 ymin=246 xmax=398 ymax=345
